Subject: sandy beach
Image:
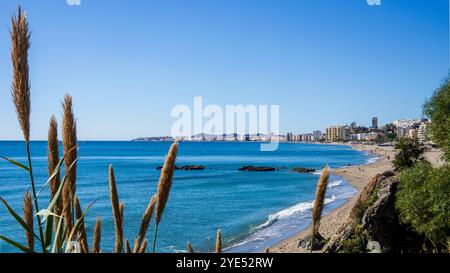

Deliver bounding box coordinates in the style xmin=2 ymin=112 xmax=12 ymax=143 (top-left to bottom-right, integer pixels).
xmin=271 ymin=143 xmax=443 ymax=253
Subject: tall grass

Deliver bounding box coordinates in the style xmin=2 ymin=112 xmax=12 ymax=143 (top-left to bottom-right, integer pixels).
xmin=187 ymin=243 xmax=195 ymax=253
xmin=92 ymin=217 xmax=102 ymax=253
xmin=153 ymin=142 xmax=178 ymax=253
xmin=74 ymin=196 xmax=89 ymax=253
xmin=62 ymin=95 xmax=77 ymax=238
xmin=215 ymin=228 xmax=222 ymax=253
xmin=22 ymin=190 xmax=34 ymax=250
xmin=48 ymin=116 xmax=62 ymax=216
xmin=108 ymin=165 xmax=123 ymax=253
xmin=9 ymin=6 xmax=47 ymax=252
xmin=310 ymin=166 xmax=330 ymax=251
xmin=0 ymin=6 xmax=269 ymax=254
xmin=134 ymin=195 xmax=156 ymax=253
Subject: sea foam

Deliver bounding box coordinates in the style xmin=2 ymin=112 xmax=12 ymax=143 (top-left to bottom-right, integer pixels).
xmin=255 ymin=195 xmax=338 ymax=230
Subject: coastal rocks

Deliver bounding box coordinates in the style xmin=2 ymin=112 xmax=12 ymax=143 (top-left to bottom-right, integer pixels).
xmin=323 ymin=174 xmax=392 ymax=253
xmin=382 ymin=170 xmax=396 ymax=177
xmin=156 ymin=165 xmax=205 ymax=171
xmin=324 ymin=174 xmax=417 ymax=253
xmin=177 ymin=165 xmax=205 ymax=170
xmin=297 ymin=234 xmax=326 ymax=251
xmin=238 ymin=166 xmax=278 ymax=172
xmin=291 ymin=167 xmax=316 ymax=173
xmin=361 ymin=177 xmax=400 ymax=252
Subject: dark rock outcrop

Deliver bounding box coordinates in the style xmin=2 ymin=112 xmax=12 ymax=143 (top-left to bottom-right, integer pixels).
xmin=382 ymin=170 xmax=396 ymax=177
xmin=238 ymin=166 xmax=277 ymax=172
xmin=292 ymin=167 xmax=316 ymax=173
xmin=324 ymin=174 xmax=395 ymax=253
xmin=177 ymin=165 xmax=205 ymax=170
xmin=298 ymin=234 xmax=326 ymax=251
xmin=156 ymin=165 xmax=205 ymax=171
xmin=324 ymin=174 xmax=424 ymax=253
xmin=361 ymin=177 xmax=400 ymax=252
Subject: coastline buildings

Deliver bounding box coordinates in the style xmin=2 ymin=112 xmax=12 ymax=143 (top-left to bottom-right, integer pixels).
xmin=393 ymin=119 xmax=421 ymax=138
xmin=372 ymin=117 xmax=378 ymax=130
xmin=135 ymin=117 xmax=432 ymax=144
xmin=393 ymin=119 xmax=429 ymax=142
xmin=313 ymin=130 xmax=322 ymax=140
xmin=326 ymin=126 xmax=349 ymax=142
xmin=286 ymin=131 xmax=322 ymax=143
xmin=350 ymin=132 xmax=378 ymax=141
xmin=417 ymin=123 xmax=429 ymax=143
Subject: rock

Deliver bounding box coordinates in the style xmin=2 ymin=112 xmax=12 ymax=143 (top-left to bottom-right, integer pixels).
xmin=298 ymin=234 xmax=326 ymax=251
xmin=324 ymin=174 xmax=386 ymax=252
xmin=324 ymin=174 xmax=426 ymax=253
xmin=177 ymin=165 xmax=205 ymax=170
xmin=349 ymin=174 xmax=384 ymax=220
xmin=361 ymin=177 xmax=400 ymax=252
xmin=238 ymin=166 xmax=277 ymax=172
xmin=382 ymin=170 xmax=396 ymax=177
xmin=292 ymin=167 xmax=316 ymax=173
xmin=156 ymin=165 xmax=205 ymax=171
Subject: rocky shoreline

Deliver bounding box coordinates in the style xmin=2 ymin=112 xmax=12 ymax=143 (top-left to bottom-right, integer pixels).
xmin=157 ymin=164 xmax=318 ymax=173
xmin=271 ymin=144 xmax=397 ymax=253
xmin=156 ymin=165 xmax=206 ymax=170
xmin=270 ymin=144 xmax=444 ymax=253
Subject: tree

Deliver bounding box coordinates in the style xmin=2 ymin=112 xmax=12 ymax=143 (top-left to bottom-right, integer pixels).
xmin=393 ymin=138 xmax=425 ymax=170
xmin=424 ymin=77 xmax=450 ymax=161
xmin=396 ymin=163 xmax=450 ymax=251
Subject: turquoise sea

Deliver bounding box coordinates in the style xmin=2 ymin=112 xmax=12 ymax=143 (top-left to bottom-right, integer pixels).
xmin=0 ymin=141 xmax=372 ymax=253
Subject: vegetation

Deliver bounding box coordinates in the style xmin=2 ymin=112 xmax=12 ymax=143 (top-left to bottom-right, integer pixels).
xmin=0 ymin=7 xmax=183 ymax=253
xmin=1 ymin=6 xmax=230 ymax=254
xmin=393 ymin=138 xmax=425 ymax=170
xmin=310 ymin=167 xmax=330 ymax=251
xmin=393 ymin=76 xmax=450 ymax=253
xmin=375 ymin=132 xmax=397 ymax=144
xmin=396 ymin=163 xmax=450 ymax=251
xmin=339 ymin=225 xmax=370 ymax=253
xmin=215 ymin=228 xmax=222 ymax=253
xmin=339 ymin=176 xmax=381 ymax=253
xmin=353 ymin=186 xmax=380 ymax=222
xmin=424 ymin=77 xmax=450 ymax=161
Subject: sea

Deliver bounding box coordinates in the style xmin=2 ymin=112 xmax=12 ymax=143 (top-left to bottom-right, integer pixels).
xmin=0 ymin=141 xmax=373 ymax=253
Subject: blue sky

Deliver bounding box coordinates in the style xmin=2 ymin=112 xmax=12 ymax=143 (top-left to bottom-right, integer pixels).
xmin=0 ymin=0 xmax=448 ymax=140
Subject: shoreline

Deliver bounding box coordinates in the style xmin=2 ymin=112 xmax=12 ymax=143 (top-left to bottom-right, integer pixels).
xmin=271 ymin=143 xmax=396 ymax=253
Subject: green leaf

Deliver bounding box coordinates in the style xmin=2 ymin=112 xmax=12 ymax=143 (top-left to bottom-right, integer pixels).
xmin=37 ymin=209 xmax=62 ymax=224
xmin=65 ymin=200 xmax=96 ymax=253
xmin=0 ymin=196 xmax=39 ymax=241
xmin=0 ymin=156 xmax=29 ymax=171
xmin=44 ymin=215 xmax=54 ymax=251
xmin=0 ymin=235 xmax=34 ymax=253
xmin=36 ymin=146 xmax=78 ymax=197
xmin=51 ymin=216 xmax=64 ymax=253
xmin=47 ymin=158 xmax=78 ymax=213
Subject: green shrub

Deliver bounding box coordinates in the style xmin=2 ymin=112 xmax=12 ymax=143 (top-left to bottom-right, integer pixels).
xmin=424 ymin=78 xmax=450 ymax=161
xmin=396 ymin=163 xmax=450 ymax=251
xmin=352 ymin=185 xmax=380 ymax=221
xmin=339 ymin=225 xmax=370 ymax=253
xmin=393 ymin=138 xmax=425 ymax=171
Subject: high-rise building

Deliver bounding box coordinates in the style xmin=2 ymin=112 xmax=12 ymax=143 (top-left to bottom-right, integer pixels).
xmin=312 ymin=130 xmax=322 ymax=140
xmin=372 ymin=117 xmax=378 ymax=130
xmin=326 ymin=126 xmax=348 ymax=142
xmin=408 ymin=128 xmax=418 ymax=141
xmin=418 ymin=123 xmax=429 ymax=143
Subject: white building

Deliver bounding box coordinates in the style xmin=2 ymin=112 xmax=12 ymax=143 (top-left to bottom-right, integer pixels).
xmin=417 ymin=123 xmax=429 ymax=143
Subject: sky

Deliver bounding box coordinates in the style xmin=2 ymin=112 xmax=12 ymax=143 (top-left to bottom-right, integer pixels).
xmin=0 ymin=0 xmax=448 ymax=140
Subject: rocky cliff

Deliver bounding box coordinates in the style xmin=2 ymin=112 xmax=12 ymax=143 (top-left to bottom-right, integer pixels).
xmin=324 ymin=172 xmax=425 ymax=253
